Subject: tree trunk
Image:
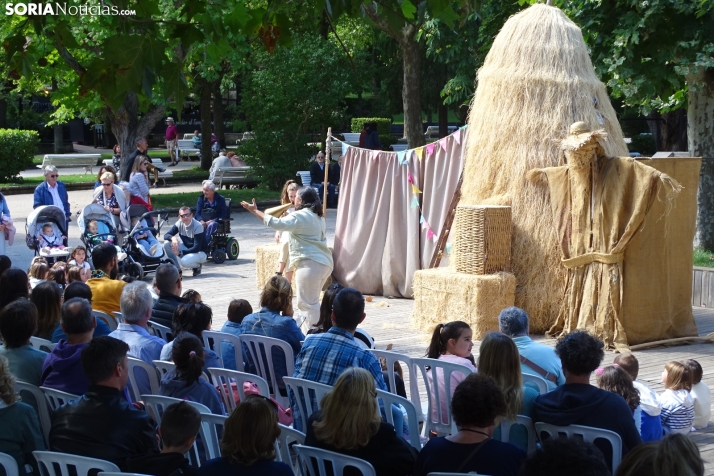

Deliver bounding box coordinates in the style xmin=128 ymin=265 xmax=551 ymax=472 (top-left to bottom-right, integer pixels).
xmin=199 ymin=80 xmax=213 ymax=170
xmin=661 ymin=110 xmax=688 ymax=151
xmin=212 ymin=80 xmax=225 ymax=149
xmin=0 ymin=97 xmax=7 ymax=128
xmin=52 ymin=80 xmax=63 ymax=154
xmin=399 ymin=28 xmax=425 ymax=149
xmin=108 ymin=91 xmax=165 ymax=179
xmin=689 ymin=69 xmax=714 ymax=250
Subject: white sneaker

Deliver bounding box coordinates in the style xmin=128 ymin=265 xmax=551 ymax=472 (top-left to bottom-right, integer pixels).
xmin=150 ymin=244 xmax=159 ymax=256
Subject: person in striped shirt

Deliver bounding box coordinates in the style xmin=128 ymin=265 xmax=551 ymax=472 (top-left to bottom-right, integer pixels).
xmin=659 ymin=361 xmax=694 ymax=435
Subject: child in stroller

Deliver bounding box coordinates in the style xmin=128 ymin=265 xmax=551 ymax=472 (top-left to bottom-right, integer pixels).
xmin=86 ymin=219 xmax=115 ymax=246
xmin=130 ymin=215 xmax=160 ymax=256
xmin=38 ymin=223 xmax=67 ymax=252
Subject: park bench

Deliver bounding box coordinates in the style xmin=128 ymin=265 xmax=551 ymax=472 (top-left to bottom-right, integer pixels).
xmin=42 ymin=154 xmax=102 ymax=174
xmin=424 ymin=125 xmax=457 ymax=139
xmin=176 ymin=139 xmax=200 ymax=160
xmin=214 ymin=166 xmax=253 ymax=189
xmin=342 ymin=132 xmax=360 ymax=145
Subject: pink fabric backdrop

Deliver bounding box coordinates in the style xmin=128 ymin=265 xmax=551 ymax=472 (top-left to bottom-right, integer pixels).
xmin=333 ymin=132 xmax=465 ymax=297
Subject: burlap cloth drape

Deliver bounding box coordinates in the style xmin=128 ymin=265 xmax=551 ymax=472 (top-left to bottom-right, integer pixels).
xmin=531 ymin=156 xmax=689 ymax=350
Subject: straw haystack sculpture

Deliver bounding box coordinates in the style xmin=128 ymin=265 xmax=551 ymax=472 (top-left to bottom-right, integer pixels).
xmin=460 ymin=4 xmax=629 ymax=332
xmin=528 ymin=122 xmax=681 ymax=350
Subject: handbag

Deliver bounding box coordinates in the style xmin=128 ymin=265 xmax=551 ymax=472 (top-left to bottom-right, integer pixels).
xmin=217 ymin=381 xmax=293 ymax=426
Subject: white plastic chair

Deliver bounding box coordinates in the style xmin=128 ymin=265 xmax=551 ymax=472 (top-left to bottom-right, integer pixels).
xmin=152 ymin=360 xmax=175 ymax=376
xmin=240 ymin=334 xmax=295 ymax=407
xmin=522 ymin=373 xmax=549 ymax=395
xmin=276 ymin=424 xmax=305 ymax=473
xmin=147 ymin=320 xmax=172 ymax=341
xmin=92 ymin=310 xmax=117 ymax=331
xmin=411 ymin=357 xmax=474 ymax=436
xmin=207 ymin=367 xmax=270 ymax=413
xmin=294 ymin=445 xmax=376 ymax=476
xmin=375 ymin=389 xmax=422 ymax=450
xmin=0 ymin=452 xmax=19 ymax=476
xmin=498 ymin=415 xmax=538 ymax=454
xmin=40 ymin=386 xmax=79 ymax=411
xmin=371 ymin=349 xmax=423 ymax=416
xmin=283 ymin=377 xmax=331 ymax=431
xmin=14 ymin=381 xmax=52 ymax=445
xmin=198 ymin=413 xmax=228 ymax=461
xmin=33 ymin=451 xmax=120 ymax=476
xmin=142 ymin=395 xmax=212 ymax=467
xmin=29 ymin=336 xmax=56 ymax=352
xmin=111 ymin=312 xmax=124 ymax=324
xmin=127 ymin=357 xmax=161 ymax=402
xmin=535 ymin=422 xmax=623 ymax=472
xmin=202 ymin=330 xmax=244 ymax=371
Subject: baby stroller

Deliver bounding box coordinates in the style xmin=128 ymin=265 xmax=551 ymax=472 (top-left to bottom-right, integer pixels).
xmin=204 ymin=198 xmax=239 ymax=263
xmin=25 ymin=205 xmax=70 ymax=263
xmin=77 ymin=203 xmax=127 ymax=266
xmin=121 ymin=204 xmax=170 ymax=280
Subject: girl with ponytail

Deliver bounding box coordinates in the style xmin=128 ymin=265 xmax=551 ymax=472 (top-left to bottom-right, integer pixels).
xmin=159 ymin=332 xmax=225 ymax=415
xmin=425 ymin=321 xmax=477 ymax=424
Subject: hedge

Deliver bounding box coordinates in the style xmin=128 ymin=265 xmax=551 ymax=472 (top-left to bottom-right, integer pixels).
xmin=351 ymin=118 xmax=392 ymax=136
xmin=0 ymin=129 xmax=39 ymax=182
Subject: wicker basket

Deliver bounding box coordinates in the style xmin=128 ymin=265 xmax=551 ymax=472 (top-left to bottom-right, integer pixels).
xmin=453 ymin=205 xmax=512 ymax=274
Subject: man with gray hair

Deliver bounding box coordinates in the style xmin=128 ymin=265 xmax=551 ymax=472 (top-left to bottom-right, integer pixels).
xmin=195 ymin=180 xmax=227 ymax=246
xmin=498 ymin=306 xmax=565 ymax=391
xmin=109 ymin=282 xmax=166 ymax=395
xmin=33 ymin=165 xmax=71 ymax=230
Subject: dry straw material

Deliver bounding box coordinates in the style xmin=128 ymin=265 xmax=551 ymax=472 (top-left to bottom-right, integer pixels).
xmin=453 ymin=205 xmax=512 ymax=275
xmin=412 ymin=268 xmax=516 ymax=339
xmin=255 ymin=243 xmax=332 ymax=292
xmin=460 ymin=4 xmax=629 ymax=332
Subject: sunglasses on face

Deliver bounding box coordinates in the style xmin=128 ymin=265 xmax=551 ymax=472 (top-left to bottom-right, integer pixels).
xmin=101 ymin=183 xmax=112 ymax=187
xmin=49 ymin=174 xmax=58 ymax=178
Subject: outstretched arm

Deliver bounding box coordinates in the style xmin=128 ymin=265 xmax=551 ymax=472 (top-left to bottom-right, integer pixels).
xmin=240 ymin=199 xmax=266 ymax=222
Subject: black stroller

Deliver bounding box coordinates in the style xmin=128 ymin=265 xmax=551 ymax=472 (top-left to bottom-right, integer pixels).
xmin=121 ymin=204 xmax=171 ymax=280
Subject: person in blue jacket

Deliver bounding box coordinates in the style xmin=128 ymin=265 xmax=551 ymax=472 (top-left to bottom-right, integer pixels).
xmin=33 ymin=165 xmax=71 ymax=235
xmin=195 ymin=180 xmax=227 ymax=246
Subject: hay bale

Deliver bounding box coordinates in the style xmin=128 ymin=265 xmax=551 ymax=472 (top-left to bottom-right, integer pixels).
xmin=460 ymin=4 xmax=629 ymax=332
xmin=453 ymin=205 xmax=511 ymax=274
xmin=412 ymin=267 xmax=516 ymax=339
xmin=255 ymin=243 xmax=333 ymax=292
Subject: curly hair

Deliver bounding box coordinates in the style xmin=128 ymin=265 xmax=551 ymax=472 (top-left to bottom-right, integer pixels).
xmin=555 ymin=330 xmax=604 ymax=376
xmin=597 ymin=365 xmax=640 ymax=412
xmin=0 ymin=355 xmax=20 ymax=405
xmin=451 ymin=373 xmax=506 ymax=428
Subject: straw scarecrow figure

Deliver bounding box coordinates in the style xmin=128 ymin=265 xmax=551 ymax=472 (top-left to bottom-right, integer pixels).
xmin=528 ymin=122 xmax=682 ymax=350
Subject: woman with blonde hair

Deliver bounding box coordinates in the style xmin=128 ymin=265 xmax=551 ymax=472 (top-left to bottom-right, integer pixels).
xmin=199 ymin=394 xmax=291 ymax=475
xmin=128 ymin=155 xmax=152 ymax=204
xmin=305 ymin=367 xmax=417 ymax=476
xmin=0 ymin=354 xmax=46 ymax=475
xmin=240 ymin=276 xmax=303 ymax=391
xmin=93 ymin=171 xmax=128 ymax=226
xmin=274 ymin=179 xmax=298 ymax=282
xmin=477 ymin=332 xmax=539 ymax=452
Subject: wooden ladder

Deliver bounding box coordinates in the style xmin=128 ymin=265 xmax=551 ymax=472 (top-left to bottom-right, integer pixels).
xmin=428 ymin=173 xmax=463 ymax=268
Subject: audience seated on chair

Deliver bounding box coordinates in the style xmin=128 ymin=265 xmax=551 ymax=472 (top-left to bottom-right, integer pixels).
xmin=498 ymin=307 xmax=565 ymax=391
xmin=0 ymin=268 xmax=30 ymax=310
xmin=613 ymin=353 xmax=663 ymax=442
xmin=290 ymin=288 xmax=387 ymax=431
xmin=49 ymin=336 xmax=159 ymax=470
xmin=127 ymin=401 xmax=200 ymax=476
xmin=86 ymin=243 xmax=127 ymax=316
xmin=306 ymin=283 xmax=375 ymax=351
xmin=151 ymin=263 xmax=188 ymax=334
xmin=31 ymin=282 xmax=62 ymax=341
xmin=109 ymin=282 xmax=166 ymax=396
xmin=52 ymin=281 xmax=112 ymax=343
xmin=304 ymin=367 xmax=417 ymax=476
xmin=416 ymin=373 xmax=526 ymax=476
xmin=0 ymin=300 xmax=48 ymax=386
xmin=220 ymin=299 xmax=253 ymax=370
xmin=241 ymin=276 xmax=304 ymax=386
xmin=532 ymin=331 xmax=642 ymax=458
xmin=198 ymin=394 xmax=292 ymax=476
xmin=613 ymin=433 xmax=704 ymax=476
xmin=41 ymin=297 xmax=95 ymax=395
xmin=520 ymin=436 xmax=610 ymax=476
xmin=159 ymin=333 xmax=224 ymax=415
xmin=160 ymin=302 xmax=220 ymax=371
xmin=0 ymin=354 xmax=46 ymax=476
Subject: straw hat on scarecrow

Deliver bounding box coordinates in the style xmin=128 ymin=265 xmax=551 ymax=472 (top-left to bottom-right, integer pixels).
xmin=560 ymin=121 xmax=607 ymax=151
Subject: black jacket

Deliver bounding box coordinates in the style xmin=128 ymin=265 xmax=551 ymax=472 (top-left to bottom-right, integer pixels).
xmin=123 ymin=149 xmax=151 ymax=182
xmin=127 ymin=451 xmax=199 ymax=476
xmin=151 ymin=292 xmax=188 ymax=335
xmin=49 ymin=385 xmax=158 ymax=470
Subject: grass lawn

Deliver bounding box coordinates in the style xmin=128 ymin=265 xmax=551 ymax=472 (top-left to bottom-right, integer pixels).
xmin=694 ymin=248 xmax=714 ymax=268
xmin=151 ymin=187 xmax=280 ymax=210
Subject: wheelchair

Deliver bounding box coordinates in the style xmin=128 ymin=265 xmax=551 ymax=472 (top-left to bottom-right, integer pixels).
xmin=204 ymin=198 xmax=240 ymax=264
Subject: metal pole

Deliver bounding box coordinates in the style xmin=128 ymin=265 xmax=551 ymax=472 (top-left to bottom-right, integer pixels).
xmin=323 ymin=127 xmax=332 ymax=216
